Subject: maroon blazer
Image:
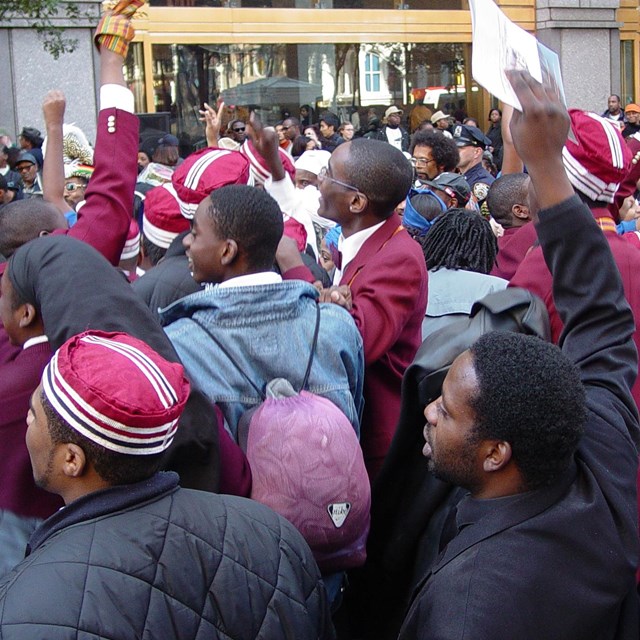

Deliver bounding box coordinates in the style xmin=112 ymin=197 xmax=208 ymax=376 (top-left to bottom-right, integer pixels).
xmin=284 ymin=213 xmax=428 ymax=479
xmin=343 ymin=214 xmax=428 ymax=478
xmin=0 ymin=108 xmax=139 ymax=516
xmin=491 ymin=222 xmax=538 ymax=281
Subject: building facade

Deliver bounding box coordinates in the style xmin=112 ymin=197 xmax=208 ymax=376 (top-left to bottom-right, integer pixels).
xmin=0 ymin=0 xmax=638 ymax=146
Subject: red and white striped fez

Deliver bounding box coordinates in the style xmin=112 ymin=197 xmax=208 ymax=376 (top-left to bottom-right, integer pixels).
xmin=562 ymin=109 xmax=632 ymax=204
xmin=42 ymin=331 xmax=190 ymax=455
xmin=142 ymin=183 xmax=189 ymax=249
xmin=172 ymin=147 xmax=251 ymax=219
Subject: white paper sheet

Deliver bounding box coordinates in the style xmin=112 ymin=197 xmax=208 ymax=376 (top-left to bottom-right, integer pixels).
xmin=470 ymin=0 xmax=565 ymax=110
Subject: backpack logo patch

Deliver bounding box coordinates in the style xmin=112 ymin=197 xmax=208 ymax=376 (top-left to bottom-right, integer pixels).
xmin=328 ymin=502 xmax=351 ymax=528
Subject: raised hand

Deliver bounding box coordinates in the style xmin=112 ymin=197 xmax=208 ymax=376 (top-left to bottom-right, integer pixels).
xmin=42 ymin=90 xmax=66 ymax=127
xmin=199 ymin=101 xmax=224 ymax=147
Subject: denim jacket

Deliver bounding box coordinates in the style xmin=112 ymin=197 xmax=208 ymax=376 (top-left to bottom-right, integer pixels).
xmin=161 ymin=280 xmax=364 ymax=439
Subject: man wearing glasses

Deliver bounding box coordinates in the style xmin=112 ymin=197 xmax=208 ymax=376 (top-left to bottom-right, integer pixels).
xmin=409 ymin=131 xmax=460 ymax=184
xmin=15 ymin=152 xmax=43 ymax=200
xmin=278 ymin=137 xmax=428 ymax=480
xmin=225 ymin=120 xmax=247 ymax=146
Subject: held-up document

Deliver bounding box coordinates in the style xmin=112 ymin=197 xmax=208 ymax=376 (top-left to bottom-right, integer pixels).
xmin=469 ymin=0 xmax=566 ymax=110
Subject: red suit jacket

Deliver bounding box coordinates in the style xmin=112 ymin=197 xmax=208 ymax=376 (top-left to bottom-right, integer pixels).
xmin=285 ymin=213 xmax=428 ymax=479
xmin=0 ymin=107 xmax=138 ymax=520
xmin=491 ymin=222 xmax=538 ymax=281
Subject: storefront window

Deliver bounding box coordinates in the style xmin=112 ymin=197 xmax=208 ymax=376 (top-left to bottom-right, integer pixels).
xmin=621 ymin=40 xmax=636 ymax=107
xmin=124 ymin=43 xmax=147 ymax=113
xmin=150 ymin=41 xmax=474 ymax=148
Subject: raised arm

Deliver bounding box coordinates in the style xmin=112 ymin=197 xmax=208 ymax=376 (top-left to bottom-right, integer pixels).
xmin=42 ymin=91 xmax=70 ymax=216
xmin=63 ymin=35 xmax=139 ymax=265
xmin=508 ymin=69 xmax=638 ymax=422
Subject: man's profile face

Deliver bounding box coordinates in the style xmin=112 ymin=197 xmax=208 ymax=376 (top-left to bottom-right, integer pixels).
xmin=457 ymin=145 xmax=481 ymax=173
xmin=26 ymin=385 xmax=58 ymax=492
xmin=317 ymin=143 xmax=355 ymax=224
xmin=608 ymin=95 xmax=621 ymax=114
xmin=422 ymin=351 xmax=482 ymax=490
xmin=183 ymin=199 xmax=226 ymax=285
xmin=412 ymin=144 xmax=439 ymax=181
xmin=319 ymin=121 xmax=334 ymax=138
xmin=16 ymin=161 xmax=37 ymax=186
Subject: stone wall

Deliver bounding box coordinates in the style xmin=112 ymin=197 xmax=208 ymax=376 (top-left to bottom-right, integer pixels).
xmin=536 ymin=0 xmax=622 ymax=112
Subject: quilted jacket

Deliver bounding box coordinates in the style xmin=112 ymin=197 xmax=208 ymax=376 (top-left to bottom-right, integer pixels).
xmin=0 ymin=472 xmax=334 ymax=639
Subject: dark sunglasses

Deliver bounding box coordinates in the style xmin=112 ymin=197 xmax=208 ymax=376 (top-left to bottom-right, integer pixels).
xmin=232 ymin=126 xmax=246 ymax=133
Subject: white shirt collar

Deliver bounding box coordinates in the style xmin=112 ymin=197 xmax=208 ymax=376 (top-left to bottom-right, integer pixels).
xmin=333 ymin=220 xmax=386 ymax=285
xmin=217 ymin=271 xmax=282 ymax=290
xmin=23 ymin=335 xmax=49 ymax=350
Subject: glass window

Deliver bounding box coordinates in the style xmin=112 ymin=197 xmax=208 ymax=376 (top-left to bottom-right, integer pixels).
xmin=124 ymin=43 xmax=147 ymax=113
xmin=621 ymin=40 xmax=636 ymax=107
xmin=148 ymin=42 xmax=473 ymax=151
xmin=364 ymin=53 xmax=381 ymax=93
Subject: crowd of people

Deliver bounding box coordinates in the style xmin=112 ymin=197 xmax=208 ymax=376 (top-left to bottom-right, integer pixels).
xmin=1 ymin=1 xmax=640 ymax=638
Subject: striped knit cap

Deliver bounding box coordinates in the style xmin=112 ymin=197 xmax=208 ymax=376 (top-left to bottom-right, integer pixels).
xmin=562 ymin=109 xmax=632 ymax=204
xmin=42 ymin=331 xmax=190 ymax=455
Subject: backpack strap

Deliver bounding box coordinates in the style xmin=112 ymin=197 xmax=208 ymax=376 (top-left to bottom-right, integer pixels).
xmin=301 ymin=302 xmax=321 ymax=391
xmin=189 ymin=302 xmax=321 ymax=395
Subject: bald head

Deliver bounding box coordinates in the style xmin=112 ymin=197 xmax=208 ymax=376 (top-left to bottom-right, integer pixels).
xmin=0 ymin=200 xmax=67 ymax=259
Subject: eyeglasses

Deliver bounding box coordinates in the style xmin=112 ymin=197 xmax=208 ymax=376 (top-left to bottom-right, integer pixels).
xmin=232 ymin=127 xmax=246 ymax=133
xmin=16 ymin=164 xmax=34 ymax=173
xmin=64 ymin=182 xmax=86 ymax=192
xmin=318 ymin=166 xmax=361 ymax=193
xmin=410 ymin=157 xmax=436 ymax=168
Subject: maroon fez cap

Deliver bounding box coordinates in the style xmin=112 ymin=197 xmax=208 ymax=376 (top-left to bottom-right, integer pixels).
xmin=42 ymin=331 xmax=190 ymax=455
xmin=172 ymin=147 xmax=251 ymax=219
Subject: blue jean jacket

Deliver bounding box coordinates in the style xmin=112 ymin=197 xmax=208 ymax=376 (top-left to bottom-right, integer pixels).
xmin=162 ymin=281 xmax=364 ymax=440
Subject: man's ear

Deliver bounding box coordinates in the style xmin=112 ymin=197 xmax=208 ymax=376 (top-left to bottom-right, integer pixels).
xmin=512 ymin=203 xmax=531 ymax=221
xmin=349 ymin=191 xmax=368 ymax=215
xmin=18 ymin=303 xmax=38 ymax=329
xmin=220 ymin=238 xmax=239 ymax=266
xmin=61 ymin=443 xmax=88 ymax=478
xmin=483 ymin=440 xmax=512 ymax=472
xmin=38 ymin=230 xmax=50 ymax=238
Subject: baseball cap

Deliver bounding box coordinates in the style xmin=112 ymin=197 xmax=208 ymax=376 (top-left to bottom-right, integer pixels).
xmin=157 ymin=133 xmax=179 ymax=147
xmin=624 ymin=103 xmax=640 ymax=114
xmin=420 ymin=171 xmax=471 ymax=206
xmin=16 ymin=152 xmax=37 ymax=166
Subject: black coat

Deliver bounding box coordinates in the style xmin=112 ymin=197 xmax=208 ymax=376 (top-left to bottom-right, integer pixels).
xmin=399 ymin=195 xmax=639 ymax=639
xmin=0 ymin=473 xmax=335 ymax=639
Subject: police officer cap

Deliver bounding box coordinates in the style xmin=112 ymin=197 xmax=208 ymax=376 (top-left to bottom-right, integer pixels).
xmin=453 ymin=124 xmax=492 ymax=149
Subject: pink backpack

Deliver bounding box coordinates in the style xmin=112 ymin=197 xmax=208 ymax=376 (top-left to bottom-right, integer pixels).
xmin=192 ymin=306 xmax=370 ymax=574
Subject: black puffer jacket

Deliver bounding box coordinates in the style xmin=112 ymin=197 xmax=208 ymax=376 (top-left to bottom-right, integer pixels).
xmin=0 ymin=473 xmax=334 ymax=639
